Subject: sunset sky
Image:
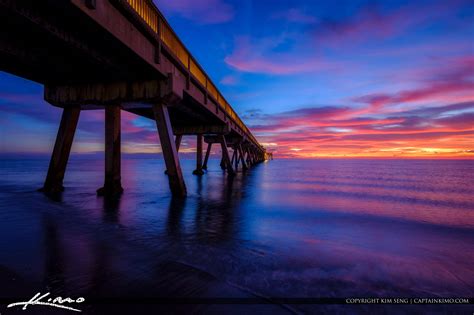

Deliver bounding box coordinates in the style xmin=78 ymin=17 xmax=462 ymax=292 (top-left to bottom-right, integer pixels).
xmin=0 ymin=0 xmax=473 ymax=158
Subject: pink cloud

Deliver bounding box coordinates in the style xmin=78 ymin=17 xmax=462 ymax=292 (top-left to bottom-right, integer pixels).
xmin=220 ymin=74 xmax=238 ymax=85
xmin=248 ymin=101 xmax=474 ymax=157
xmin=225 ymin=1 xmax=472 ymax=76
xmin=155 ymin=0 xmax=234 ymax=24
xmin=354 ymin=81 xmax=474 ymax=110
xmin=340 ymin=130 xmax=474 ymax=142
xmin=352 ymin=55 xmax=474 ymax=113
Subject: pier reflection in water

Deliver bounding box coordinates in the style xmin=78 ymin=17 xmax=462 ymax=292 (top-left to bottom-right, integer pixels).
xmin=1 ymin=157 xmax=474 ymax=313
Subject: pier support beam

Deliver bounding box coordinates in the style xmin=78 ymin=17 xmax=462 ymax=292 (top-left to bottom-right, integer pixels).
xmin=153 ymin=103 xmax=186 ymax=197
xmin=164 ymin=135 xmax=182 ymax=175
xmin=245 ymin=147 xmax=252 ymax=165
xmin=41 ymin=107 xmax=81 ymax=193
xmin=97 ymin=105 xmax=123 ymax=197
xmin=175 ymin=135 xmax=183 ymax=151
xmin=192 ymin=134 xmax=204 ymax=175
xmin=202 ymin=143 xmax=212 ymax=170
xmin=219 ymin=136 xmax=235 ymax=176
xmin=234 ymin=148 xmax=239 ymax=170
xmin=238 ymin=145 xmax=248 ymax=170
xmin=231 ymin=149 xmax=236 ymax=167
xmin=249 ymin=148 xmax=255 ymax=165
xmin=220 ymin=157 xmax=226 ymax=170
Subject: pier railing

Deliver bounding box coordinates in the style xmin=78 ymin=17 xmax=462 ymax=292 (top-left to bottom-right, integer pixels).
xmin=121 ymin=0 xmax=262 ymax=149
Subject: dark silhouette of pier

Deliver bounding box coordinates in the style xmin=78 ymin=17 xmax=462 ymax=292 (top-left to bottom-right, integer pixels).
xmin=0 ymin=0 xmax=273 ymax=197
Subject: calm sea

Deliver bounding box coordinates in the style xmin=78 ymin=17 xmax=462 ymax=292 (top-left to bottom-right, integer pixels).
xmin=1 ymin=157 xmax=473 ymax=314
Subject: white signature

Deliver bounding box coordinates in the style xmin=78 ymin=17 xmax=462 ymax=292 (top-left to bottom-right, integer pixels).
xmin=7 ymin=292 xmax=85 ymax=312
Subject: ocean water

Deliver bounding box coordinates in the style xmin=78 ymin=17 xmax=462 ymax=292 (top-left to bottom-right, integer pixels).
xmin=0 ymin=157 xmax=473 ymax=314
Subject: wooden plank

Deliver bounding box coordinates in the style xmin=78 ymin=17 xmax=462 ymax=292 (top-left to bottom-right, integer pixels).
xmin=97 ymin=105 xmax=123 ymax=196
xmin=204 ymin=135 xmax=241 ymax=145
xmin=153 ymin=103 xmax=186 ymax=196
xmin=41 ymin=107 xmax=81 ymax=193
xmin=45 ymin=80 xmax=164 ymax=106
xmin=173 ymin=124 xmax=230 ymax=135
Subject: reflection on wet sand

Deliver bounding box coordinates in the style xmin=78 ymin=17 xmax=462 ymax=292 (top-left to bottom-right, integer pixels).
xmin=1 ymin=158 xmax=473 ymax=314
xmin=34 ymin=170 xmax=290 ymax=314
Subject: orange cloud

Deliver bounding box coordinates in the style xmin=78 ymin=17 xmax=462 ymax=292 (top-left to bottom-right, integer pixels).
xmin=250 ymin=101 xmax=474 ymax=159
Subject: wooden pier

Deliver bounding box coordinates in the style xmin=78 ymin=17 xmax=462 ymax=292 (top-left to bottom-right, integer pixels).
xmin=0 ymin=0 xmax=269 ymax=197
